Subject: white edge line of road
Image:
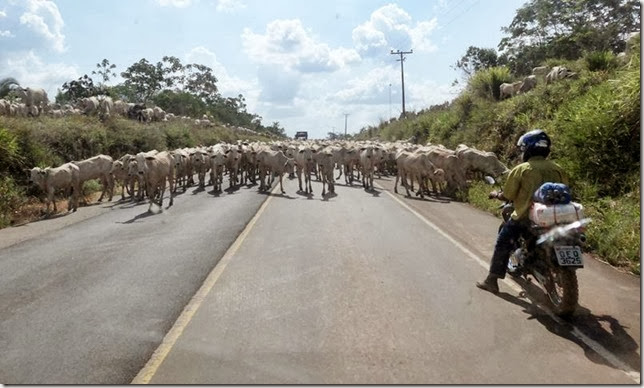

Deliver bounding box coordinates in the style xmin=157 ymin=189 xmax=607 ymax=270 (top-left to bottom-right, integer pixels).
xmin=130 ymin=184 xmax=279 ymax=384
xmin=377 ymin=183 xmax=641 ymax=384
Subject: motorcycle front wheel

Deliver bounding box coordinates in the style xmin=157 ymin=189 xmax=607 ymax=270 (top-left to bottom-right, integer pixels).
xmin=545 ymin=267 xmax=579 ymax=316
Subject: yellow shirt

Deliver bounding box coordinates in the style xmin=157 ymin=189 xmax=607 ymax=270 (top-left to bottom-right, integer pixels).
xmin=503 ymin=156 xmax=569 ymax=220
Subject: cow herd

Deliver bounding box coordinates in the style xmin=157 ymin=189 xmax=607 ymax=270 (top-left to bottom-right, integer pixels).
xmin=499 ymin=65 xmax=579 ymax=100
xmin=27 ymin=140 xmax=509 ymax=217
xmin=0 ymin=89 xmax=260 ymax=136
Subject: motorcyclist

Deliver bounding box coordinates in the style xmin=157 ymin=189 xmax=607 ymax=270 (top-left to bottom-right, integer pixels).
xmin=476 ymin=129 xmax=569 ymax=294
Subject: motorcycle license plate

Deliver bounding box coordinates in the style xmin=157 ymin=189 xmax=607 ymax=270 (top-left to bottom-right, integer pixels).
xmin=554 ymin=246 xmax=584 ymax=266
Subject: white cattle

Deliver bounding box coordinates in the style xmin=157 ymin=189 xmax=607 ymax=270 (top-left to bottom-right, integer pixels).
xmin=518 ymin=75 xmax=538 ymax=94
xmin=208 ymin=145 xmax=228 ymax=193
xmin=113 ymin=100 xmax=129 ymax=116
xmin=395 ymin=151 xmax=444 ymax=198
xmin=13 ymin=87 xmax=48 ymax=114
xmin=152 ymin=106 xmax=166 ymax=122
xmin=110 ymin=160 xmax=133 ymax=199
xmin=140 ymin=108 xmax=153 ymax=123
xmin=545 ymin=66 xmax=577 ymax=84
xmin=72 ymin=154 xmax=114 ymax=202
xmin=98 ymin=96 xmax=114 ymax=119
xmin=499 ymin=81 xmax=523 ymax=99
xmin=189 ymin=148 xmax=210 ymax=189
xmin=142 ymin=151 xmax=175 ymax=211
xmin=256 ymin=149 xmax=294 ymax=194
xmin=456 ymin=147 xmax=509 ymax=180
xmin=81 ymin=96 xmax=100 ymax=115
xmin=294 ymin=145 xmax=315 ymax=193
xmin=29 ymin=163 xmax=80 ymax=215
xmin=359 ymin=145 xmax=378 ymax=191
xmin=532 ymin=66 xmax=550 ymax=78
xmin=313 ymin=147 xmax=336 ymax=196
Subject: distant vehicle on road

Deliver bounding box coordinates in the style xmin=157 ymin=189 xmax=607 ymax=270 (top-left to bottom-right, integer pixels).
xmin=295 ymin=131 xmax=308 ymax=140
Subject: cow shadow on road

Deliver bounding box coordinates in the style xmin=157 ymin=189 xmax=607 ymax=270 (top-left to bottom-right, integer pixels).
xmin=493 ymin=279 xmax=640 ymax=376
xmin=259 ymin=190 xmax=296 ymax=200
xmin=118 ymin=210 xmax=157 ymax=224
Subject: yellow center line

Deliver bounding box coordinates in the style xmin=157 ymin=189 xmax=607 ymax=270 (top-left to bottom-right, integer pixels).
xmin=131 ymin=184 xmax=279 ymax=384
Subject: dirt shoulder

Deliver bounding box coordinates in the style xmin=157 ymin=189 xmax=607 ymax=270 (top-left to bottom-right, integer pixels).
xmin=0 ymin=192 xmax=120 ymax=250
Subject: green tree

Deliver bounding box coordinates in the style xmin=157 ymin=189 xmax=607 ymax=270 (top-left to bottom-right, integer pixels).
xmin=499 ymin=0 xmax=641 ymax=75
xmin=57 ymin=74 xmax=98 ymax=103
xmin=153 ymin=89 xmax=207 ymax=117
xmin=120 ymin=58 xmax=164 ymax=102
xmin=92 ymin=58 xmax=117 ymax=85
xmin=454 ymin=46 xmax=501 ymax=79
xmin=0 ymin=77 xmax=19 ymax=99
xmin=184 ymin=63 xmax=219 ymax=104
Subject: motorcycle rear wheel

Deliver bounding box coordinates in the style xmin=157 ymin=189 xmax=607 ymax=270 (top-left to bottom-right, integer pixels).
xmin=545 ymin=267 xmax=579 ymax=316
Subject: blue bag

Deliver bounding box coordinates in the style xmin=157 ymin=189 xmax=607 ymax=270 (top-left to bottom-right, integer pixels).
xmin=533 ymin=182 xmax=571 ymax=205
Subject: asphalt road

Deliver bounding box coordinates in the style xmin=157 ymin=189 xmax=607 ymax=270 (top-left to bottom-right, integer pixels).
xmin=0 ymin=175 xmax=640 ymax=384
xmin=0 ymin=184 xmax=268 ymax=384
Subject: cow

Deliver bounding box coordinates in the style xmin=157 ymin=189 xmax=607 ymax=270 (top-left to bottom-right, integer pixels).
xmin=313 ymin=147 xmax=336 ymax=196
xmin=294 ymin=145 xmax=315 ymax=194
xmin=29 ymin=163 xmax=80 ymax=216
xmin=142 ymin=151 xmax=175 ymax=211
xmin=499 ymin=81 xmax=523 ymax=99
xmin=545 ymin=66 xmax=577 ymax=84
xmin=13 ymin=87 xmax=48 ymax=114
xmin=72 ymin=154 xmax=114 ymax=203
xmin=518 ymin=75 xmax=538 ymax=94
xmin=256 ymin=149 xmax=294 ymax=194
xmin=359 ymin=145 xmax=378 ymax=191
xmin=456 ymin=147 xmax=509 ymax=180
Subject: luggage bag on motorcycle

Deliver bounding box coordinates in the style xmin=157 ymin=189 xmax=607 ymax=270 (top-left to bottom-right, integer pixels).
xmin=529 ymin=202 xmax=585 ymax=227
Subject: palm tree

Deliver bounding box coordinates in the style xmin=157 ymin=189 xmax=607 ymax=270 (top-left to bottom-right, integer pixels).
xmin=0 ymin=77 xmax=20 ymax=98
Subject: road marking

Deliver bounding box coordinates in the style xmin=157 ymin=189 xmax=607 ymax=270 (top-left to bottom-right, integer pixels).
xmin=131 ymin=185 xmax=279 ymax=384
xmin=378 ymin=184 xmax=641 ymax=384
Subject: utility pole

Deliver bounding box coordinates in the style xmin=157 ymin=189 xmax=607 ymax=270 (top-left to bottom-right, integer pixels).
xmin=390 ymin=49 xmax=413 ymax=118
xmin=388 ymin=83 xmax=392 ymax=119
xmin=343 ymin=113 xmax=349 ymax=137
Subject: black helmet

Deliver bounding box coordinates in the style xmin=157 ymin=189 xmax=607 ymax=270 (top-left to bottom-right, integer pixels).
xmin=517 ymin=129 xmax=551 ymax=161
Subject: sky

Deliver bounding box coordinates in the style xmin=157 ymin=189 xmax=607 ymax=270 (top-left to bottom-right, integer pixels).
xmin=0 ymin=0 xmax=527 ymax=139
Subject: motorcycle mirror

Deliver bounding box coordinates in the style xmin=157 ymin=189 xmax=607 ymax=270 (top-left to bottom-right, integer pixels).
xmin=484 ymin=176 xmax=496 ymax=185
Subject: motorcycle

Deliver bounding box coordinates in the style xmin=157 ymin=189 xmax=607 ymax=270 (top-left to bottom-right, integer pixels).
xmin=486 ymin=177 xmax=590 ymax=316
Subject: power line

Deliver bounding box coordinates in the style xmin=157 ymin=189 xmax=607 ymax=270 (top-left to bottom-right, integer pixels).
xmin=442 ymin=0 xmax=480 ymax=28
xmin=390 ymin=49 xmax=413 ymax=118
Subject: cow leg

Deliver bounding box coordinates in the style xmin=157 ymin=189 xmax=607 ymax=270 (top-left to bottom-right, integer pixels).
xmin=394 ymin=172 xmax=400 ymax=193
xmin=279 ymin=173 xmax=285 ymax=194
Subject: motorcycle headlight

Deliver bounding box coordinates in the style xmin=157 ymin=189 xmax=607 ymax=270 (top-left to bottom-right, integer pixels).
xmin=578 ymin=233 xmax=587 ymax=245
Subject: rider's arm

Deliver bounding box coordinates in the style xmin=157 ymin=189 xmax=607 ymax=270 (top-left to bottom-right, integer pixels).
xmin=501 ymin=166 xmax=522 ymax=201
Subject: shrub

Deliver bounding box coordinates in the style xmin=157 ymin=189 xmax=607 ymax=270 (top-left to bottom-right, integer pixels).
xmin=585 ymin=51 xmax=618 ymax=72
xmin=0 ymin=176 xmax=25 ymax=228
xmin=467 ymin=66 xmax=512 ymax=100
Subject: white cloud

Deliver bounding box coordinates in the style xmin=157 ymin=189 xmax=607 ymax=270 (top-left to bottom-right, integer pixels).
xmin=0 ymin=30 xmax=13 ymax=38
xmin=0 ymin=10 xmax=7 ymax=18
xmin=332 ymin=67 xmax=397 ymax=104
xmin=0 ymin=50 xmax=80 ymax=97
xmin=155 ymin=0 xmax=193 ymax=7
xmin=19 ymin=0 xmax=66 ymax=53
xmin=216 ymin=0 xmax=246 ymax=13
xmin=352 ymin=4 xmax=437 ymax=58
xmin=242 ymin=19 xmax=360 ymax=73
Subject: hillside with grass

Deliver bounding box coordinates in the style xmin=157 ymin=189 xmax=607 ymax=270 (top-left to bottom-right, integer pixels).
xmin=0 ymin=115 xmax=277 ymax=227
xmin=353 ymin=31 xmax=640 ymax=274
